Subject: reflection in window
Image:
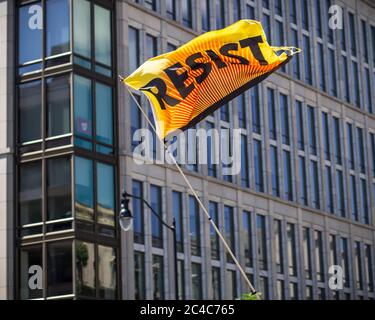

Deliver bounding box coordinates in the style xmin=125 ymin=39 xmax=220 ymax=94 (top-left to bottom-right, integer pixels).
xmin=75 ymin=157 xmax=94 ymax=222
xmin=268 ymin=88 xmax=276 ymax=140
xmin=46 ymin=0 xmax=70 ymax=57
xmin=19 ymin=80 xmax=41 ymax=143
xmin=133 ymin=180 xmax=144 ymax=244
xmin=210 ymin=202 xmax=220 ymax=260
xmin=349 ymin=175 xmax=358 ymax=221
xmin=96 ymin=82 xmax=114 ymax=147
xmin=303 ymin=227 xmax=312 ymax=280
xmin=20 ymin=245 xmax=43 ymax=299
xmin=20 ymin=162 xmax=42 ymax=226
xmin=98 ymin=245 xmax=117 ymax=299
xmin=226 ymin=270 xmax=237 ymax=300
xmin=191 ymin=263 xmax=202 ymax=299
xmin=177 ymin=260 xmax=185 ymax=299
xmin=310 ymin=160 xmax=320 ymax=209
xmin=190 ymin=196 xmax=201 ymax=256
xmin=270 ymin=146 xmax=279 ymax=197
xmin=333 ymin=117 xmax=341 ymax=165
xmin=47 ymin=241 xmax=73 ymax=297
xmin=216 ymin=0 xmax=225 ymax=29
xmin=299 ymin=156 xmax=307 ymax=205
xmin=365 ymin=245 xmax=374 ymax=292
xmin=336 ymin=170 xmax=345 ymax=217
xmin=153 ymin=255 xmax=164 ymax=300
xmin=340 ymin=238 xmax=350 ymax=288
xmin=47 ymin=157 xmax=71 ymax=221
xmin=242 ymin=211 xmax=253 ymax=268
xmin=166 ymin=0 xmax=176 ymax=20
xmin=18 ymin=2 xmax=42 ymax=66
xmin=134 ymin=251 xmax=146 ymax=300
xmin=76 ymin=241 xmax=95 ymax=297
xmin=257 ymin=215 xmax=267 ymax=271
xmin=224 ymin=206 xmax=235 ymax=263
xmin=274 ymin=220 xmax=283 ymax=274
xmin=307 ymin=106 xmax=316 ymax=155
xmin=240 ymin=135 xmax=249 ymax=188
xmin=283 ymin=150 xmax=292 ymax=201
xmin=315 ymin=231 xmax=324 ymax=282
xmin=212 ymin=267 xmax=221 ymax=300
xmin=325 ymin=166 xmax=334 ymax=214
xmin=173 ymin=191 xmax=184 ymax=252
xmin=129 ymin=27 xmax=140 ymax=73
xmin=151 ymin=185 xmax=163 ymax=248
xmin=46 ymin=75 xmax=70 ymax=137
xmin=303 ymin=36 xmax=312 ymax=85
xmin=182 ymin=0 xmax=192 ymax=28
xmin=73 ymin=0 xmax=91 ymax=59
xmin=251 ymin=87 xmax=260 ymax=134
xmin=254 ymin=139 xmax=264 ymax=192
xmin=322 ymin=112 xmax=330 ymax=160
xmin=94 ymin=5 xmax=112 ymax=67
xmin=201 ymin=0 xmax=210 ymax=32
xmin=280 ymin=94 xmax=289 ymax=145
xmin=287 ymin=223 xmax=297 ymax=276
xmin=97 ymin=163 xmax=115 ymax=226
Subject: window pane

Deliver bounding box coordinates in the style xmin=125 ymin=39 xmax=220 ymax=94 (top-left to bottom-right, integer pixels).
xmin=152 ymin=255 xmax=164 ymax=300
xmin=191 ymin=263 xmax=202 ymax=299
xmin=47 ymin=241 xmax=73 ymax=297
xmin=46 ymin=75 xmax=70 ymax=137
xmin=74 ymin=75 xmax=92 ymax=139
xmin=303 ymin=228 xmax=312 ymax=279
xmin=283 ymin=150 xmax=292 ymax=201
xmin=97 ymin=162 xmax=115 ymax=226
xmin=74 ymin=157 xmax=94 ymax=222
xmin=287 ymin=223 xmax=297 ymax=276
xmin=224 ymin=206 xmax=235 ymax=262
xmin=95 ymin=82 xmax=113 ymax=145
xmin=166 ymin=0 xmax=176 ymax=20
xmin=94 ymin=5 xmax=112 ymax=66
xmin=134 ymin=251 xmax=146 ymax=299
xmin=190 ymin=196 xmax=201 ymax=256
xmin=240 ymin=135 xmax=249 ymax=188
xmin=173 ymin=191 xmax=184 ymax=252
xmin=201 ymin=0 xmax=210 ymax=32
xmin=254 ymin=139 xmax=264 ymax=192
xmin=133 ymin=180 xmax=144 ymax=244
xmin=271 ymin=146 xmax=279 ymax=197
xmin=242 ymin=211 xmax=253 ymax=268
xmin=257 ymin=215 xmax=267 ymax=270
xmin=251 ymin=87 xmax=260 ymax=134
xmin=47 ymin=157 xmax=71 ymax=221
xmin=20 ymin=162 xmax=42 ymax=226
xmin=46 ymin=0 xmax=70 ymax=56
xmin=151 ymin=185 xmax=163 ymax=248
xmin=299 ymin=156 xmax=307 ymax=205
xmin=268 ymin=88 xmax=276 ymax=139
xmin=274 ymin=219 xmax=283 ymax=274
xmin=280 ymin=94 xmax=289 ymax=145
xmin=76 ymin=241 xmax=95 ymax=297
xmin=212 ymin=267 xmax=221 ymax=300
xmin=19 ymin=80 xmax=41 ymax=143
xmin=210 ymin=201 xmax=220 ymax=260
xmin=226 ymin=270 xmax=237 ymax=299
xmin=315 ymin=231 xmax=325 ymax=282
xmin=98 ymin=245 xmax=117 ymax=299
xmin=20 ymin=245 xmax=43 ymax=299
xmin=182 ymin=0 xmax=192 ymax=28
xmin=310 ymin=160 xmax=320 ymax=209
xmin=73 ymin=0 xmax=91 ymax=58
xmin=18 ymin=2 xmax=42 ymax=64
xmin=128 ymin=27 xmax=140 ymax=73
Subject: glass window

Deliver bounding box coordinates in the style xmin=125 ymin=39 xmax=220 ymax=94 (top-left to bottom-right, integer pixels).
xmin=314 ymin=0 xmax=322 ymax=37
xmin=354 ymin=241 xmax=363 ymax=290
xmin=98 ymin=245 xmax=117 ymax=299
xmin=190 ymin=196 xmax=201 ymax=256
xmin=226 ymin=270 xmax=237 ymax=300
xmin=333 ymin=117 xmax=341 ymax=165
xmin=280 ymin=94 xmax=289 ymax=145
xmin=73 ymin=0 xmax=91 ymax=59
xmin=340 ymin=238 xmax=350 ymax=288
xmin=19 ymin=80 xmax=41 ymax=143
xmin=251 ymin=87 xmax=261 ymax=134
xmin=131 ymin=94 xmax=142 ymax=150
xmin=277 ymin=280 xmax=285 ymax=300
xmin=207 ymin=122 xmax=217 ymax=177
xmin=347 ymin=123 xmax=355 ymax=169
xmin=191 ymin=263 xmax=202 ymax=299
xmin=336 ymin=170 xmax=345 ymax=217
xmin=220 ymin=104 xmax=230 ymax=122
xmin=291 ymin=29 xmax=300 ymax=79
xmin=145 ymin=0 xmax=157 ymax=11
xmin=274 ymin=219 xmax=284 ymax=274
xmin=254 ymin=139 xmax=264 ymax=192
xmin=325 ymin=166 xmax=334 ymax=214
xmin=371 ymin=134 xmax=375 ymax=177
xmin=152 ymin=255 xmax=164 ymax=300
xmin=47 ymin=157 xmax=71 ymax=221
xmin=256 ymin=215 xmax=267 ymax=271
xmin=275 ymin=0 xmax=283 ymax=16
xmin=296 ymin=101 xmax=304 ymax=150
xmin=240 ymin=135 xmax=249 ymax=188
xmin=262 ymin=14 xmax=270 ymax=41
xmin=246 ymin=4 xmax=255 ymax=20
xmin=360 ymin=179 xmax=369 ymax=225
xmin=74 ymin=157 xmax=94 ymax=222
xmin=268 ymin=88 xmax=276 ymax=140
xmin=357 ymin=128 xmax=365 ymax=173
xmin=348 ymin=12 xmax=357 ymax=56
xmin=364 ymin=69 xmax=372 ymax=114
xmin=20 ymin=245 xmax=43 ymax=299
xmin=310 ymin=160 xmax=320 ymax=209
xmin=224 ymin=206 xmax=235 ymax=262
xmin=20 ymin=162 xmax=42 ymax=226
xmin=132 ymin=180 xmax=144 ymax=244
xmin=242 ymin=211 xmax=253 ymax=268
xmin=74 ymin=75 xmax=92 ymax=142
xmin=315 ymin=230 xmax=325 ymax=282
xmin=283 ymin=150 xmax=292 ymax=201
xmin=233 ymin=0 xmax=241 ymax=21
xmin=349 ymin=175 xmax=358 ymax=221
xmin=362 ymin=20 xmax=369 ymax=62
xmin=173 ymin=191 xmax=184 ymax=252
xmin=166 ymin=0 xmax=176 ymax=20
xmin=342 ymin=56 xmax=350 ymax=103
xmin=307 ymin=106 xmax=317 ymax=155
xmin=76 ymin=241 xmax=95 ymax=298
xmin=303 ymin=36 xmax=312 ymax=85
xmin=151 ymin=185 xmax=163 ymax=248
xmin=289 ymin=282 xmax=298 ymax=300
xmin=46 ymin=0 xmax=70 ymax=57
xmin=129 ymin=27 xmax=140 ymax=73
xmin=210 ymin=201 xmax=220 ymax=260
xmin=177 ymin=259 xmax=185 ymax=299
xmin=134 ymin=251 xmax=145 ymax=299
xmin=212 ymin=267 xmax=221 ymax=300
xmin=47 ymin=241 xmax=73 ymax=297
xmin=352 ymin=61 xmax=360 ymax=108
xmin=287 ymin=223 xmax=297 ymax=276
xmin=372 ymin=26 xmax=375 ymax=66
xmin=317 ymin=43 xmax=325 ymax=91
xmin=329 ymin=234 xmax=338 ymax=266
xmin=301 ymin=0 xmax=309 ymax=30
xmin=94 ymin=5 xmax=112 ymax=67
xmin=182 ymin=0 xmax=192 ymax=28
xmin=321 ymin=112 xmax=330 ymax=160
xmin=270 ymin=146 xmax=279 ymax=197
xmin=216 ymin=0 xmax=225 ymax=29
xmin=237 ymin=95 xmax=247 ymax=129
xmin=365 ymin=245 xmax=374 ymax=292
xmin=326 ymin=0 xmax=334 ymax=43
xmin=97 ymin=163 xmax=115 ymax=226
xmin=201 ymin=0 xmax=210 ymax=32
xmin=18 ymin=2 xmax=42 ymax=65
xmin=46 ymin=75 xmax=70 ymax=137
xmin=259 ymin=276 xmax=269 ymax=299
xmin=328 ymin=49 xmax=337 ymax=97
xmin=95 ymin=82 xmax=113 ymax=146
xmin=299 ymin=156 xmax=307 ymax=205
xmin=303 ymin=227 xmax=312 ymax=279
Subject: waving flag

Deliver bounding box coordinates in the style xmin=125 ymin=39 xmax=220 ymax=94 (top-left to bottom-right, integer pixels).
xmin=123 ymin=20 xmax=300 ymax=139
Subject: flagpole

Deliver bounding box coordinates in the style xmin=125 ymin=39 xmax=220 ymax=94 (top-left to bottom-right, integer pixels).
xmin=123 ymin=81 xmax=258 ymax=297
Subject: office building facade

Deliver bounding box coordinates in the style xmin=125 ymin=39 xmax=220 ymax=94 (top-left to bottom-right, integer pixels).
xmin=0 ymin=0 xmax=375 ymax=300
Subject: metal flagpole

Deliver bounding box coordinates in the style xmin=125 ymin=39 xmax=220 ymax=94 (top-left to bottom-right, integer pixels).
xmin=122 ymin=80 xmax=258 ymax=296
